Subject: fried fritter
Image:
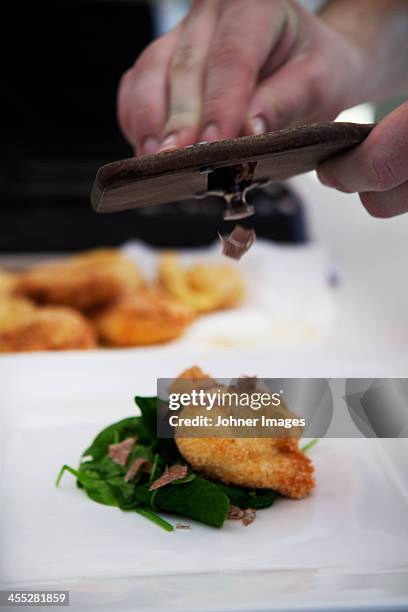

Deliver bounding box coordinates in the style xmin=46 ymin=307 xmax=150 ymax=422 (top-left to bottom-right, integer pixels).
xmin=0 ymin=269 xmax=18 ymax=296
xmin=158 ymin=252 xmax=244 ymax=314
xmin=176 ymin=436 xmax=314 ymax=499
xmin=173 ymin=367 xmax=315 ymax=499
xmin=93 ymin=288 xmax=194 ymax=347
xmin=0 ymin=297 xmax=96 ymax=352
xmin=16 ymin=249 xmax=143 ymax=311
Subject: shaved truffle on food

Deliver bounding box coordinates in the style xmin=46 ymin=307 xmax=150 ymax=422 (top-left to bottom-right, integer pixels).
xmin=108 ymin=437 xmax=136 ymax=467
xmin=227 ymin=505 xmax=256 ymax=526
xmin=149 ymin=464 xmax=188 ymax=491
xmin=227 ymin=505 xmax=245 ymax=520
xmin=124 ymin=457 xmax=152 ymax=482
xmin=242 ymin=508 xmax=256 ymax=526
xmin=236 ymin=376 xmax=258 ymax=392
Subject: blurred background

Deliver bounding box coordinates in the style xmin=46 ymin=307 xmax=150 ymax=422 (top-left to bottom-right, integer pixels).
xmin=4 ymin=0 xmax=402 ymax=254
xmin=2 ymin=0 xmax=408 ymax=357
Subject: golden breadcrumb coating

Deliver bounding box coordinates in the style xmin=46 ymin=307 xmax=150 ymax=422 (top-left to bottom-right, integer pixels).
xmin=158 ymin=252 xmax=244 ymax=314
xmin=0 ymin=297 xmax=36 ymax=326
xmin=173 ymin=367 xmax=315 ymax=499
xmin=176 ymin=436 xmax=314 ymax=499
xmin=0 ymin=269 xmax=18 ymax=296
xmin=0 ymin=297 xmax=96 ymax=352
xmin=16 ymin=249 xmax=143 ymax=311
xmin=93 ymin=288 xmax=194 ymax=347
xmin=71 ymin=249 xmax=127 ymax=263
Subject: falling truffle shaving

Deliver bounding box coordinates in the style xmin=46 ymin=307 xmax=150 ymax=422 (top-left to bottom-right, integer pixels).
xmin=108 ymin=437 xmax=136 ymax=467
xmin=149 ymin=464 xmax=188 ymax=491
xmin=221 ymin=225 xmax=256 ymax=260
xmin=124 ymin=457 xmax=152 ymax=482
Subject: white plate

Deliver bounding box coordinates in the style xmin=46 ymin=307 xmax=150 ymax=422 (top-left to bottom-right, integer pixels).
xmin=1 ymin=351 xmax=408 ymax=611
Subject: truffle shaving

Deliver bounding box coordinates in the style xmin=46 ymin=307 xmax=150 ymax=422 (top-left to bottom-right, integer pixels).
xmin=124 ymin=457 xmax=152 ymax=482
xmin=236 ymin=376 xmax=258 ymax=392
xmin=227 ymin=505 xmax=256 ymax=526
xmin=108 ymin=437 xmax=136 ymax=467
xmin=242 ymin=508 xmax=256 ymax=526
xmin=221 ymin=225 xmax=256 ymax=260
xmin=149 ymin=464 xmax=188 ymax=491
xmin=227 ymin=505 xmax=245 ymax=520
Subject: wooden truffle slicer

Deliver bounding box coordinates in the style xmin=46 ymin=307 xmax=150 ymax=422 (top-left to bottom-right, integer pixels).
xmin=91 ymin=122 xmax=374 ymax=257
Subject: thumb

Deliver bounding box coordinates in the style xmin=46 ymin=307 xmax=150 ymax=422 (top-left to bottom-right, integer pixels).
xmin=318 ymin=101 xmax=408 ymax=194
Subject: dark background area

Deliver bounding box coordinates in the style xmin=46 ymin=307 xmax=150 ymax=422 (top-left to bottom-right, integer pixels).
xmin=1 ymin=0 xmax=307 ymax=252
xmin=2 ymin=0 xmax=153 ymax=251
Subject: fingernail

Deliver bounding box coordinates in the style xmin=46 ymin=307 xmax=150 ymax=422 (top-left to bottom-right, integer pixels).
xmin=201 ymin=123 xmax=220 ymax=143
xmin=158 ymin=133 xmax=178 ymax=152
xmin=249 ymin=115 xmax=267 ymax=136
xmin=140 ymin=136 xmax=159 ymax=156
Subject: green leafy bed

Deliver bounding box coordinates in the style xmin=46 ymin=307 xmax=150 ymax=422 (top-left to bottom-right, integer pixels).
xmin=57 ymin=396 xmax=315 ymax=532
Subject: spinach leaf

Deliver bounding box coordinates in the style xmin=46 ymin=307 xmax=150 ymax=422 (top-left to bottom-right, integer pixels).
xmin=57 ymin=464 xmax=119 ymax=506
xmin=80 ymin=443 xmax=155 ymax=508
xmin=134 ymin=507 xmax=173 ymax=532
xmin=56 ymin=464 xmax=174 ymax=531
xmin=133 ymin=477 xmax=230 ymax=528
xmin=84 ymin=458 xmax=135 ymax=508
xmin=134 ymin=396 xmax=181 ymax=463
xmin=302 ymin=438 xmax=318 ymax=453
xmin=134 ymin=396 xmax=157 ymax=442
xmin=58 ymin=395 xmax=283 ymax=531
xmin=82 ymin=417 xmax=141 ymax=462
xmin=215 ymin=483 xmax=279 ymax=510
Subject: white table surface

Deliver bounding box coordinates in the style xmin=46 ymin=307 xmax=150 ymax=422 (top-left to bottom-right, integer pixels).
xmin=291 ymin=174 xmax=408 ymax=354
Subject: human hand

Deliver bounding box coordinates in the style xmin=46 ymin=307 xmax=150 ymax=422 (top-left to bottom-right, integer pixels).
xmin=118 ymin=0 xmax=367 ymax=156
xmin=318 ymin=101 xmax=408 ymax=218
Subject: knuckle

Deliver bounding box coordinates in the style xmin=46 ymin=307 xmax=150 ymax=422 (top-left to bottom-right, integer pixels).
xmin=204 ymin=44 xmax=256 ymax=118
xmin=369 ymin=150 xmax=399 ymax=191
xmin=267 ymin=98 xmax=293 ymax=129
xmin=208 ymin=41 xmax=257 ymax=81
xmin=168 ymin=104 xmax=190 ymax=118
xmin=203 ymin=92 xmax=236 ymax=124
xmin=169 ymin=104 xmax=195 ymax=122
xmin=167 ymin=107 xmax=197 ymax=130
xmin=171 ymin=43 xmax=199 ymax=74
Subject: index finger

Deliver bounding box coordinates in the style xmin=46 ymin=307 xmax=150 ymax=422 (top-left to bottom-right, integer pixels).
xmin=200 ymin=0 xmax=290 ymax=141
xmin=159 ymin=0 xmax=219 ymax=151
xmin=117 ymin=28 xmax=180 ymax=155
